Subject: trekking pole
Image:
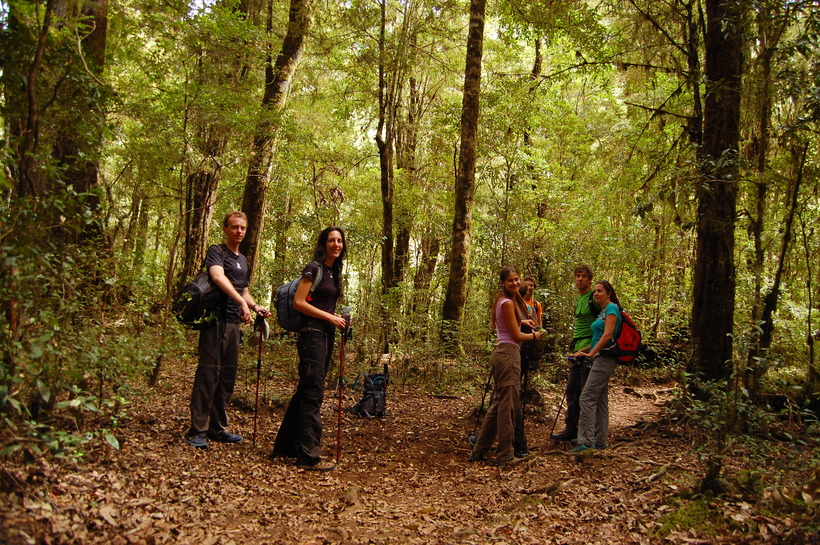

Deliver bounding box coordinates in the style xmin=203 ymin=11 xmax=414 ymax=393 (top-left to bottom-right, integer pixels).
xmin=549 ymin=389 xmax=568 ymax=436
xmin=336 ymin=309 xmax=351 ymax=462
xmin=252 ymin=314 xmax=268 ymax=448
xmin=469 ymin=368 xmax=493 ymax=445
xmin=549 ymin=356 xmax=572 ymax=436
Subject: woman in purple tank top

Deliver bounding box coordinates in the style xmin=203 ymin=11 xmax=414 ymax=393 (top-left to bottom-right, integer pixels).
xmin=469 ymin=266 xmax=546 ymax=466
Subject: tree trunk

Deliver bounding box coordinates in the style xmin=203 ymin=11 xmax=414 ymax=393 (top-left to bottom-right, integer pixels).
xmin=240 ymin=0 xmax=315 ymax=278
xmin=688 ymin=0 xmax=745 ymax=496
xmin=52 ymin=0 xmax=108 ymax=247
xmin=688 ymin=0 xmax=744 ymax=389
xmin=177 ymin=168 xmax=221 ymax=292
xmin=743 ymin=4 xmax=790 ymax=399
xmin=393 ymin=74 xmax=421 ymax=285
xmin=441 ymin=0 xmax=485 ymax=354
xmin=9 ymin=0 xmax=56 ymax=198
xmin=746 ymin=146 xmax=806 ymax=399
xmin=799 ymin=214 xmax=817 ymax=395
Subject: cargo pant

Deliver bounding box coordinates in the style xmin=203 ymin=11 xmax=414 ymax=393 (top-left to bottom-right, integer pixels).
xmin=473 ymin=343 xmax=521 ymax=463
xmin=272 ymin=327 xmax=335 ymax=466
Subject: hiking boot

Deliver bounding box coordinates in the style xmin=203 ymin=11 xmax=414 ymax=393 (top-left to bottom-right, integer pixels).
xmin=592 ymin=445 xmax=607 ymax=450
xmin=569 ymin=445 xmax=591 ymax=454
xmin=296 ymin=460 xmax=336 ymax=472
xmin=551 ymin=430 xmax=576 ymax=442
xmin=494 ymin=457 xmax=522 ymax=468
xmin=186 ymin=433 xmax=208 ymax=449
xmin=468 ymin=450 xmax=485 ymax=462
xmin=207 ymin=430 xmax=243 ymax=444
xmin=514 ymin=449 xmax=530 ymax=459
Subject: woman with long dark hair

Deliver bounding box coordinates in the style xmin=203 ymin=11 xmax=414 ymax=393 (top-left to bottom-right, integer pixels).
xmin=271 ymin=227 xmax=348 ymax=471
xmin=569 ymin=280 xmax=622 ymax=453
xmin=470 ymin=266 xmax=544 ymax=466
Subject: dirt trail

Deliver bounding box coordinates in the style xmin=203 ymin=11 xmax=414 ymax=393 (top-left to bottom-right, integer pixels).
xmin=3 ymin=363 xmax=697 ymax=545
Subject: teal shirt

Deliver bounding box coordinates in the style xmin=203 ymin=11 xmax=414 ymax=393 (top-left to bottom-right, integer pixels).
xmin=590 ymin=302 xmax=622 ymax=350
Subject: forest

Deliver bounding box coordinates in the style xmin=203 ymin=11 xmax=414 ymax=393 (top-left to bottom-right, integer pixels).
xmin=1 ymin=0 xmax=819 ymax=543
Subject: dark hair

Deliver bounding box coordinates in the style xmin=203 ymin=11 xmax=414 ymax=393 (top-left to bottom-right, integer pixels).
xmin=491 ymin=266 xmax=530 ymax=329
xmin=522 ymin=276 xmax=536 ymax=299
xmin=314 ymin=226 xmax=347 ymax=298
xmin=223 ymin=211 xmax=248 ymax=227
xmin=573 ymin=264 xmax=593 ymax=279
xmin=595 ymin=280 xmax=620 ymax=308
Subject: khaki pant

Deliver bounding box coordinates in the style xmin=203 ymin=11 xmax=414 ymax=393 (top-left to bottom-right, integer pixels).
xmin=473 ymin=343 xmax=521 ymax=463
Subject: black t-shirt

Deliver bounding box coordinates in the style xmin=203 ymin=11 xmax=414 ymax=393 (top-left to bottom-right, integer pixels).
xmin=206 ymin=244 xmax=249 ymax=324
xmin=301 ymin=261 xmax=339 ymax=330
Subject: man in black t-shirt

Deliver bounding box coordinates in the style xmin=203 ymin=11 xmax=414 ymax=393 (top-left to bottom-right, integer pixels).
xmin=185 ymin=212 xmax=270 ymax=449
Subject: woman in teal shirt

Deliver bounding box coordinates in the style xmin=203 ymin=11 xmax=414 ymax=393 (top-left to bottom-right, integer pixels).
xmin=569 ymin=280 xmax=621 ymax=453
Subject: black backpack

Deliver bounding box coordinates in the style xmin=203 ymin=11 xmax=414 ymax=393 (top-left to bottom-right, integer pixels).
xmin=171 ymin=245 xmax=225 ymax=329
xmin=352 ymin=366 xmax=388 ymax=417
xmin=274 ymin=262 xmax=322 ymax=332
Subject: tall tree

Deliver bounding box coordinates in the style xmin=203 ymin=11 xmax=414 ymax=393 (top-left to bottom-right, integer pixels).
xmin=4 ymin=0 xmax=109 ymax=243
xmin=688 ymin=0 xmax=745 ymax=493
xmin=376 ymin=0 xmax=397 ymax=296
xmin=441 ymin=0 xmax=486 ymax=354
xmin=240 ymin=0 xmax=315 ymax=277
xmin=742 ymin=2 xmax=793 ymax=398
xmin=176 ymin=2 xmax=258 ymax=294
xmin=688 ymin=0 xmax=745 ymax=387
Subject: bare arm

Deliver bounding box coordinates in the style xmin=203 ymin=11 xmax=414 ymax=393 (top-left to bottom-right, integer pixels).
xmin=293 ymin=277 xmax=347 ymax=330
xmin=502 ymin=301 xmax=544 ymax=343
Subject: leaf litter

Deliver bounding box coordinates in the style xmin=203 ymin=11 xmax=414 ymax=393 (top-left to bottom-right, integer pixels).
xmin=1 ymin=362 xmax=814 ymax=544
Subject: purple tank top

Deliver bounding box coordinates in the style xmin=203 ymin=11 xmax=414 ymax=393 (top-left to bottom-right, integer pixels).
xmin=495 ymin=297 xmax=520 ymax=347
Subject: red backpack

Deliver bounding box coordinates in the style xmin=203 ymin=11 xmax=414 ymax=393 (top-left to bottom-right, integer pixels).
xmin=601 ymin=309 xmax=641 ymax=364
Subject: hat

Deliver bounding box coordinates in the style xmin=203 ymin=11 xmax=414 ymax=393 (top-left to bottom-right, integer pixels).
xmin=249 ymin=315 xmax=269 ymax=347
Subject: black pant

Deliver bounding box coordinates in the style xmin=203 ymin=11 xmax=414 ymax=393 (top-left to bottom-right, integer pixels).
xmin=513 ymin=342 xmax=538 ymax=453
xmin=563 ymin=358 xmax=591 ymax=434
xmin=272 ymin=328 xmax=335 ymax=465
xmin=189 ymin=321 xmax=240 ymax=435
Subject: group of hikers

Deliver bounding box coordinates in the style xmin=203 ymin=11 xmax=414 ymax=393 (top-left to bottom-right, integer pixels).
xmin=183 ymin=212 xmax=624 ymax=471
xmin=469 ymin=265 xmax=623 ymax=466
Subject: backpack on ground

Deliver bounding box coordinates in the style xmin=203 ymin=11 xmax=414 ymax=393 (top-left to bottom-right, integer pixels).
xmin=352 ymin=366 xmax=388 ymax=417
xmin=171 ymin=245 xmax=225 ymax=330
xmin=274 ymin=262 xmax=322 ymax=332
xmin=600 ymin=308 xmax=641 ymax=364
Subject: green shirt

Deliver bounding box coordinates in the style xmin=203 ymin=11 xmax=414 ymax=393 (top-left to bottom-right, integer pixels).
xmin=572 ymin=290 xmax=597 ymax=351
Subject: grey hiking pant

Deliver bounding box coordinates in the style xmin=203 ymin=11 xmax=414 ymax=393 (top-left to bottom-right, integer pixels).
xmin=576 ymin=354 xmax=617 ymax=448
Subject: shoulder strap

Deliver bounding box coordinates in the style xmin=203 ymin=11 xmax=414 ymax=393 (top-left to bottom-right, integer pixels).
xmin=612 ymin=307 xmax=625 ymax=339
xmin=588 ymin=295 xmax=602 ymax=316
xmin=200 ymin=244 xmax=224 ymax=273
xmin=309 ymin=261 xmax=323 ymax=293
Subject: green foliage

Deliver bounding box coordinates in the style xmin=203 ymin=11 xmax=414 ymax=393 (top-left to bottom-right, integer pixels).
xmin=0 ymin=192 xmax=156 ymax=462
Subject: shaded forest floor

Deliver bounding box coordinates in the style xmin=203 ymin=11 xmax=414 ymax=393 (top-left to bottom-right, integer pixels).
xmin=2 ymin=350 xmax=817 ymax=544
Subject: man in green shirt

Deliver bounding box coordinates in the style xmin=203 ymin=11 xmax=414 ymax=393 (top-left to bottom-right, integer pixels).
xmin=551 ymin=265 xmax=600 ymax=442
